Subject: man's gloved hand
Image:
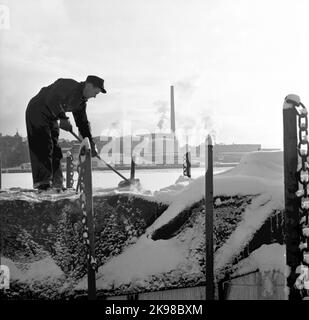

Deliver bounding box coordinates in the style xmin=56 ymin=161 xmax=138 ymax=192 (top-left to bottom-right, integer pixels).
xmin=91 ymin=143 xmax=98 ymax=158
xmin=59 ymin=118 xmax=72 ymax=132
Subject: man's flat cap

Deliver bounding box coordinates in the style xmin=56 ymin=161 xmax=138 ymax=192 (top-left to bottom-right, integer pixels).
xmin=86 ymin=75 xmax=106 ymax=93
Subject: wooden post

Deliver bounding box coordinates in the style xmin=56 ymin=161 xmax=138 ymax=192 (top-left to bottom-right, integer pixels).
xmin=183 ymin=152 xmax=192 ymax=178
xmin=0 ymin=158 xmax=2 ymax=189
xmin=85 ymin=143 xmax=96 ymax=300
xmin=130 ymin=156 xmax=136 ymax=180
xmin=79 ymin=138 xmax=96 ymax=300
xmin=186 ymin=152 xmax=191 ymax=178
xmin=283 ymin=94 xmax=302 ymax=300
xmin=183 ymin=136 xmax=191 ymax=178
xmin=205 ymin=134 xmax=214 ymax=300
xmin=66 ymin=151 xmax=74 ymax=189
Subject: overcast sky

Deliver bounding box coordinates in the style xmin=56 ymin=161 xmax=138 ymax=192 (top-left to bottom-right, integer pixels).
xmin=1 ymin=0 xmax=309 ymax=148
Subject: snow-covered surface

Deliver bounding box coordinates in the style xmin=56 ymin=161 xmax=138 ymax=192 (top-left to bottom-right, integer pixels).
xmin=231 ymin=243 xmax=286 ymax=277
xmin=222 ymin=150 xmax=283 ymax=179
xmin=1 ymin=167 xmax=229 ymax=191
xmin=147 ymin=151 xmax=283 ymax=236
xmin=0 ymin=188 xmax=78 ymax=202
xmin=76 ymin=208 xmax=205 ymax=292
xmin=75 ymin=151 xmax=285 ymax=292
xmin=75 ymin=234 xmax=187 ymax=291
xmin=1 ymin=256 xmax=64 ymax=282
xmin=1 ymin=151 xmax=286 ymax=295
xmin=214 ymin=194 xmax=283 ymax=272
xmin=230 ymin=243 xmax=287 ymax=298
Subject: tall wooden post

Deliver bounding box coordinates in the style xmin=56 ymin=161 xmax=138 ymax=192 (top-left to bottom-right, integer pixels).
xmin=186 ymin=152 xmax=191 ymax=178
xmin=183 ymin=136 xmax=191 ymax=177
xmin=85 ymin=143 xmax=96 ymax=300
xmin=183 ymin=152 xmax=191 ymax=178
xmin=205 ymin=134 xmax=214 ymax=300
xmin=79 ymin=138 xmax=96 ymax=300
xmin=130 ymin=156 xmax=136 ymax=180
xmin=0 ymin=158 xmax=2 ymax=189
xmin=283 ymin=94 xmax=302 ymax=300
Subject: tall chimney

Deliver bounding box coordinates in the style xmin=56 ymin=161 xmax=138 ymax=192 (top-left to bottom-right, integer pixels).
xmin=170 ymin=85 xmax=175 ymax=133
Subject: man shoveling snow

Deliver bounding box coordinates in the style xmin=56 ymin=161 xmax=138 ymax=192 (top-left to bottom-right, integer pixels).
xmin=25 ymin=75 xmax=106 ymax=191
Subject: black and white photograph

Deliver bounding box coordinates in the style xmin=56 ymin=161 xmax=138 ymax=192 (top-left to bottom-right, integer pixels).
xmin=0 ymin=0 xmax=309 ymax=307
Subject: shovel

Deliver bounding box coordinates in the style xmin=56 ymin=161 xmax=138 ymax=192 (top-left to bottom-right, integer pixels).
xmin=69 ymin=130 xmax=140 ymax=188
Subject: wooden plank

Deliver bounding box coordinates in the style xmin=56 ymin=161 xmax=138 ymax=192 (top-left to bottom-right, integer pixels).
xmin=283 ymin=95 xmax=302 ymax=300
xmin=139 ymin=286 xmax=206 ymax=300
xmin=0 ymin=158 xmax=2 ymax=189
xmin=226 ymin=271 xmax=287 ymax=300
xmin=106 ymin=295 xmax=128 ymax=300
xmin=205 ymin=135 xmax=214 ymax=300
xmin=83 ymin=140 xmax=96 ymax=300
xmin=228 ymin=272 xmax=261 ymax=285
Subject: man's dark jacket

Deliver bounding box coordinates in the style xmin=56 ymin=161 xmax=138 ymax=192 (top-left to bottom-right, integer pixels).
xmin=25 ymin=78 xmax=94 ymax=188
xmin=31 ymin=78 xmax=93 ymax=143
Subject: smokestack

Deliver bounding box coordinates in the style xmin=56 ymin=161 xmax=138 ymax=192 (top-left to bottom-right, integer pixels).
xmin=170 ymin=85 xmax=175 ymax=133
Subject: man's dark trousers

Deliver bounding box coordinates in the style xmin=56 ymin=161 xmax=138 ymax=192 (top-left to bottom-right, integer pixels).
xmin=25 ymin=96 xmax=63 ymax=189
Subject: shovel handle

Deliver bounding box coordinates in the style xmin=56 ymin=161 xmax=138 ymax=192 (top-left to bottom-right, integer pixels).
xmin=70 ymin=130 xmax=129 ymax=182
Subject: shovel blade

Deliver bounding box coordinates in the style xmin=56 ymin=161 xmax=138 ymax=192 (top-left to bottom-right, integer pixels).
xmin=118 ymin=178 xmax=140 ymax=189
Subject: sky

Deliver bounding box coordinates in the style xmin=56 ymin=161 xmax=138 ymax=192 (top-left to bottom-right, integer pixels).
xmin=1 ymin=0 xmax=309 ymax=148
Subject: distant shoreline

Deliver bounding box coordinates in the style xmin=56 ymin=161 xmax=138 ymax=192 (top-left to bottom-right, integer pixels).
xmin=1 ymin=162 xmax=237 ymax=173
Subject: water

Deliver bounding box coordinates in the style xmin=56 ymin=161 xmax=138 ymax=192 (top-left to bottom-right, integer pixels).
xmin=1 ymin=167 xmax=232 ymax=192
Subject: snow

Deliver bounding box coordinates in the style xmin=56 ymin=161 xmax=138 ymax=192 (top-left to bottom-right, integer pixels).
xmin=222 ymin=150 xmax=283 ymax=179
xmin=1 ymin=257 xmax=24 ymax=281
xmin=229 ymin=243 xmax=287 ymax=298
xmin=214 ymin=194 xmax=283 ymax=272
xmin=0 ymin=188 xmax=78 ymax=202
xmin=1 ymin=256 xmax=64 ymax=283
xmin=1 ymin=167 xmax=228 ymax=192
xmin=3 ymin=150 xmax=287 ymax=295
xmin=230 ymin=243 xmax=286 ymax=277
xmin=23 ymin=257 xmax=65 ymax=281
xmin=147 ymin=151 xmax=283 ymax=237
xmin=74 ymin=151 xmax=286 ymax=293
xmin=283 ymin=94 xmax=300 ymax=109
xmin=75 ymin=234 xmax=187 ymax=291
